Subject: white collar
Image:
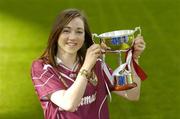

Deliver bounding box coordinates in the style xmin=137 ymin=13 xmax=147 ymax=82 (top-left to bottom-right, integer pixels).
xmin=55 ymin=56 xmax=80 ymax=71
xmin=56 ymin=56 xmax=63 ymax=64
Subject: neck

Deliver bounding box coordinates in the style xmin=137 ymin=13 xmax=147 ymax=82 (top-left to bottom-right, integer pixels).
xmin=57 ymin=51 xmax=77 ymax=69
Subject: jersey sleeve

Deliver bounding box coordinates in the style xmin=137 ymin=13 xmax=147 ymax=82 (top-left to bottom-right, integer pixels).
xmin=30 ymin=60 xmax=65 ymax=101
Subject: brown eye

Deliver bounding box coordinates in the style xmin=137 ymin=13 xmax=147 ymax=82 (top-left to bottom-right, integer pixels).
xmin=77 ymin=31 xmax=83 ymax=34
xmin=76 ymin=30 xmax=84 ymax=35
xmin=62 ymin=29 xmax=70 ymax=33
xmin=62 ymin=28 xmax=70 ymax=33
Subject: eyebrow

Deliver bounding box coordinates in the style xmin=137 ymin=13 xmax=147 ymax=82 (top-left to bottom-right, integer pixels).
xmin=63 ymin=26 xmax=84 ymax=30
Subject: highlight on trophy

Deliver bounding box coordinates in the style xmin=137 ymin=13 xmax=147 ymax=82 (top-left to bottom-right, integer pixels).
xmin=92 ymin=27 xmax=141 ymax=91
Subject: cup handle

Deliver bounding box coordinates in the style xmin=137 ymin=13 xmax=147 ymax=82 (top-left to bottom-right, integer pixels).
xmin=134 ymin=26 xmax=141 ymax=36
xmin=92 ymin=33 xmax=99 ymax=44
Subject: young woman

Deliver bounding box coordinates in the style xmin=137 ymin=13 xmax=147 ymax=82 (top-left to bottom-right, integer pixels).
xmin=31 ymin=9 xmax=146 ymax=119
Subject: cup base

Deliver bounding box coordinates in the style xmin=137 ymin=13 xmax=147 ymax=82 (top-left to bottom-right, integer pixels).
xmin=113 ymin=82 xmax=137 ymax=91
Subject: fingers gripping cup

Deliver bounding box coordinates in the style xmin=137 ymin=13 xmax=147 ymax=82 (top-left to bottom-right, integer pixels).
xmin=93 ymin=27 xmax=141 ymax=91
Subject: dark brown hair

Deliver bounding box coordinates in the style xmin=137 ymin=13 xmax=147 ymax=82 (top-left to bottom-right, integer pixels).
xmin=40 ymin=9 xmax=93 ymax=66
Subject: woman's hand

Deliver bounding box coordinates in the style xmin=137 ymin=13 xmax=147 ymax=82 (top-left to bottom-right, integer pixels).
xmin=100 ymin=41 xmax=111 ymax=52
xmin=82 ymin=44 xmax=102 ymax=72
xmin=133 ymin=35 xmax=146 ymax=60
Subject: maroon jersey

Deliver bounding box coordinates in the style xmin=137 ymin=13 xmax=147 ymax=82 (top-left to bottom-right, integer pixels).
xmin=31 ymin=59 xmax=113 ymax=119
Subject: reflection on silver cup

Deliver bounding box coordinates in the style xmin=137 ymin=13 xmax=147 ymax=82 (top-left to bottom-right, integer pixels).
xmin=127 ymin=73 xmax=133 ymax=84
xmin=114 ymin=72 xmax=133 ymax=86
xmin=93 ymin=27 xmax=141 ymax=52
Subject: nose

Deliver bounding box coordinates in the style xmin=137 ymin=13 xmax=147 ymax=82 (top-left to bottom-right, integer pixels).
xmin=68 ymin=31 xmax=76 ymax=40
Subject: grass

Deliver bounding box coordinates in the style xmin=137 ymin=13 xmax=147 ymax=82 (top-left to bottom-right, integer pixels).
xmin=0 ymin=0 xmax=180 ymax=119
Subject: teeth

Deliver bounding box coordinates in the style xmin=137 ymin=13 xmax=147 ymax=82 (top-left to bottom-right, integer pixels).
xmin=67 ymin=42 xmax=76 ymax=46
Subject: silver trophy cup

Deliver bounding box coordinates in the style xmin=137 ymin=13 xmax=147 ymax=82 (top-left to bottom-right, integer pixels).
xmin=93 ymin=27 xmax=141 ymax=91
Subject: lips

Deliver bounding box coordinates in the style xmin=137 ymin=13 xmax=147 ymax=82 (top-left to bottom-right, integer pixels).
xmin=66 ymin=42 xmax=77 ymax=47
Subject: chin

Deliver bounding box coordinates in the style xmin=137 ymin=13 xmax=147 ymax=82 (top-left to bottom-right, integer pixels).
xmin=66 ymin=50 xmax=78 ymax=54
xmin=68 ymin=48 xmax=80 ymax=53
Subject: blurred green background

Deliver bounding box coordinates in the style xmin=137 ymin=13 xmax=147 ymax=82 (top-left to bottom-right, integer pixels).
xmin=0 ymin=0 xmax=180 ymax=119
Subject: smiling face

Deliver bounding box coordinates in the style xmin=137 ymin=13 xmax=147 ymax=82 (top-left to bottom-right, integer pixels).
xmin=41 ymin=9 xmax=93 ymax=66
xmin=57 ymin=17 xmax=85 ymax=56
